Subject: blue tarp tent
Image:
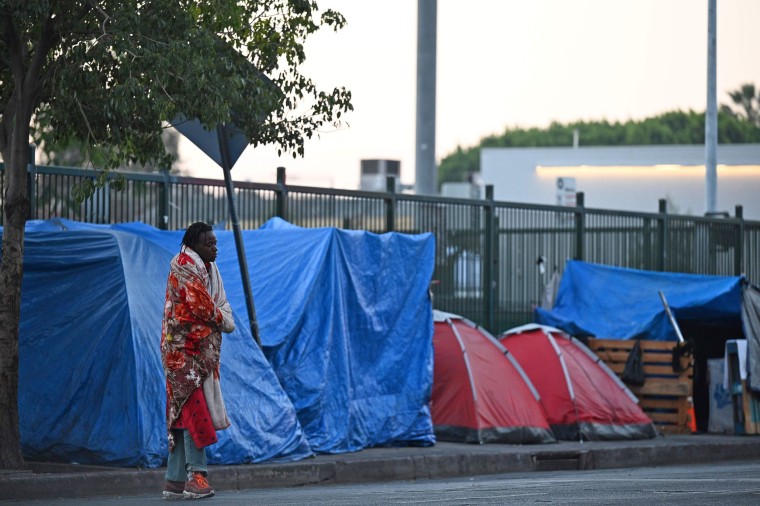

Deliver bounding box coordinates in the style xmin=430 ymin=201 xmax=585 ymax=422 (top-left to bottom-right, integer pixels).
xmin=535 ymin=260 xmax=746 ymax=342
xmin=534 ymin=260 xmax=760 ymax=429
xmin=256 ymin=219 xmax=436 ymax=453
xmin=2 ymin=218 xmax=435 ymax=465
xmin=9 ymin=220 xmax=311 ymax=467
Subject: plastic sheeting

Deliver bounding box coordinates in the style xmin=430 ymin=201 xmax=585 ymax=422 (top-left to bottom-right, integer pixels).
xmin=535 ymin=260 xmax=745 ymax=341
xmin=120 ymin=218 xmax=437 ymax=452
xmin=3 ymin=217 xmax=435 ymax=464
xmin=6 ymin=222 xmax=311 ymax=467
xmin=255 ymin=218 xmax=437 ymax=453
xmin=743 ymin=285 xmax=760 ymax=391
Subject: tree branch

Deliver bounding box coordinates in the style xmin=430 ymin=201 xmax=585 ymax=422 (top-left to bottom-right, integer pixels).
xmin=0 ymin=10 xmax=23 ymax=156
xmin=154 ymin=75 xmax=174 ymax=102
xmin=2 ymin=8 xmax=24 ymax=81
xmin=23 ymin=5 xmax=61 ymax=105
xmin=0 ymin=92 xmax=18 ymax=157
xmin=74 ymin=92 xmax=97 ymax=145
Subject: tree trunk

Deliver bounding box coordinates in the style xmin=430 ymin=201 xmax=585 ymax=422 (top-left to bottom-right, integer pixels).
xmin=0 ymin=100 xmax=31 ymax=470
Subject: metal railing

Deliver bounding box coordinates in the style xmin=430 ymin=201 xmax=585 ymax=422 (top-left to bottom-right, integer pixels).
xmin=2 ymin=162 xmax=758 ymax=334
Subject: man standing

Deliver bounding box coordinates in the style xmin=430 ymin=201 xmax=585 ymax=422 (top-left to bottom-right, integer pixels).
xmin=161 ymin=222 xmax=235 ymax=499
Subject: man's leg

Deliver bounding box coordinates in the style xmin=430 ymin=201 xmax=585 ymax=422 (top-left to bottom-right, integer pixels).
xmin=182 ymin=430 xmax=214 ymax=499
xmin=163 ymin=430 xmax=187 ymax=499
xmin=182 ymin=429 xmax=208 ymax=476
xmin=165 ymin=429 xmax=187 ymax=482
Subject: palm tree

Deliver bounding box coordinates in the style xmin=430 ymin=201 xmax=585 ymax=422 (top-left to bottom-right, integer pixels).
xmin=725 ymin=83 xmax=760 ymax=126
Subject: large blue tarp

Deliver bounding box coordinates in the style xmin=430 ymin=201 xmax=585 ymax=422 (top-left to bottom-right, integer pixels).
xmin=256 ymin=219 xmax=436 ymax=453
xmin=535 ymin=260 xmax=745 ymax=341
xmin=2 ymin=218 xmax=435 ymax=466
xmin=10 ymin=221 xmax=311 ymax=467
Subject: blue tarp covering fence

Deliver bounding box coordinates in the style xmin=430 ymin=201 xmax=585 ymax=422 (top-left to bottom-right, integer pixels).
xmin=257 ymin=218 xmax=436 ymax=453
xmin=2 ymin=218 xmax=435 ymax=466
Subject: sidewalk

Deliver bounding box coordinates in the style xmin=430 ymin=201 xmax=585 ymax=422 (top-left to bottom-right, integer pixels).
xmin=3 ymin=433 xmax=760 ymax=502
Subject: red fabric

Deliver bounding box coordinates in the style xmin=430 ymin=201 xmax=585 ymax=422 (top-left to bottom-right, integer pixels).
xmin=432 ymin=319 xmax=552 ymax=433
xmin=499 ymin=328 xmax=653 ymax=428
xmin=172 ymin=387 xmax=218 ymax=449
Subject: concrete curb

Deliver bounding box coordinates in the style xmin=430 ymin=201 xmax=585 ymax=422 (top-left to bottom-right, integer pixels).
xmin=3 ymin=435 xmax=760 ymax=501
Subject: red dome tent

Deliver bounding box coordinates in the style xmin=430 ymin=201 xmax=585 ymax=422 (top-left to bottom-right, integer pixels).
xmin=499 ymin=324 xmax=657 ymax=441
xmin=431 ymin=311 xmax=555 ymax=444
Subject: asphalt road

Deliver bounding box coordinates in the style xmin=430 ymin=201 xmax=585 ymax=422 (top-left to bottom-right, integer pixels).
xmin=7 ymin=460 xmax=760 ymax=505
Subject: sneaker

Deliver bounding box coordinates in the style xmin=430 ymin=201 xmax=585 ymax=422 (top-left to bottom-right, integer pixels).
xmin=183 ymin=472 xmax=215 ymax=499
xmin=162 ymin=480 xmax=185 ymax=500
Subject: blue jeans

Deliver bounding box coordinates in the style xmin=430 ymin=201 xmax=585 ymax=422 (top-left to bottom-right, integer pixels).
xmin=165 ymin=429 xmax=208 ymax=482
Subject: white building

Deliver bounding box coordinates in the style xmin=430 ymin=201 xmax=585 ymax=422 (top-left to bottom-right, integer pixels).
xmin=359 ymin=159 xmax=401 ymax=192
xmin=481 ymin=144 xmax=760 ymax=219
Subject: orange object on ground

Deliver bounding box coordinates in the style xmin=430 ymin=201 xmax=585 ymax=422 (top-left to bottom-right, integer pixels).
xmin=688 ymin=402 xmax=697 ymax=433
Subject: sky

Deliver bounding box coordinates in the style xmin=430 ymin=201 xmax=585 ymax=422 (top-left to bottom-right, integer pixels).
xmin=177 ymin=0 xmax=760 ymax=190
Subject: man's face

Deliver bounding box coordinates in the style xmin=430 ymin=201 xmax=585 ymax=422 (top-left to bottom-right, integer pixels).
xmin=192 ymin=230 xmax=218 ymax=263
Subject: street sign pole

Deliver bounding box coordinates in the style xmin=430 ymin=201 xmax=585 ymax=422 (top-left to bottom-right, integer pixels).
xmin=217 ymin=124 xmax=261 ymax=347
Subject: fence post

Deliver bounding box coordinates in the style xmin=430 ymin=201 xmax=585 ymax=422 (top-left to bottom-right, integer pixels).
xmin=385 ymin=176 xmax=396 ymax=232
xmin=735 ymin=205 xmax=744 ymax=276
xmin=484 ymin=185 xmax=495 ymax=333
xmin=643 ymin=215 xmax=652 ymax=270
xmin=574 ymin=192 xmax=585 ymax=261
xmin=658 ymin=199 xmax=668 ymax=271
xmin=27 ymin=144 xmax=37 ymax=220
xmin=276 ymin=167 xmax=288 ymax=220
xmin=158 ymin=169 xmax=170 ymax=230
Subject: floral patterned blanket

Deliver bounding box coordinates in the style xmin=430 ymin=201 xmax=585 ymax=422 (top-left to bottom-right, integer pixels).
xmin=161 ymin=246 xmax=234 ymax=449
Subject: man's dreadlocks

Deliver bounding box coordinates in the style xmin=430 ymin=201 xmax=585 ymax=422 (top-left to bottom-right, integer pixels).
xmin=181 ymin=222 xmax=213 ymax=249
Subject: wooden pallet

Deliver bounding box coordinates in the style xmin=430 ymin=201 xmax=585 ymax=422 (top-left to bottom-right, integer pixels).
xmin=726 ymin=341 xmax=760 ymax=435
xmin=587 ymin=338 xmax=693 ymax=434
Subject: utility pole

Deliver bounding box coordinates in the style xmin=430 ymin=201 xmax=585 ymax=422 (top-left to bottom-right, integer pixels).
xmin=705 ymin=0 xmax=717 ymax=215
xmin=415 ymin=0 xmax=437 ymax=195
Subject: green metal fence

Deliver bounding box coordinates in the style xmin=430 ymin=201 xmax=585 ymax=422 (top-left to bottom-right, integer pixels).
xmin=2 ymin=163 xmax=758 ymax=334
